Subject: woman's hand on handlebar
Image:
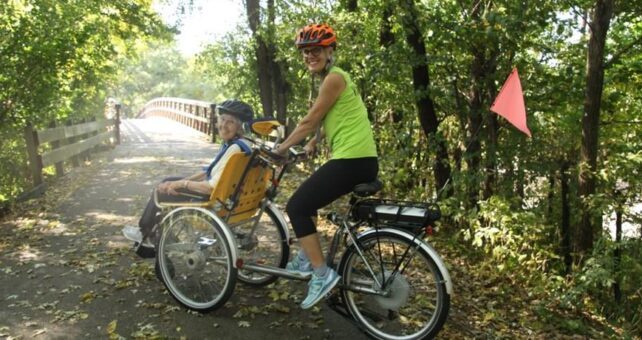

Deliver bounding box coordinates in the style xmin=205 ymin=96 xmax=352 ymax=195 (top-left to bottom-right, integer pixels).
xmin=274 ymin=143 xmax=288 ymax=157
xmin=259 ymin=143 xmax=288 ymax=164
xmin=303 ymin=142 xmax=316 ymax=158
xmin=269 ymin=144 xmax=306 ymax=164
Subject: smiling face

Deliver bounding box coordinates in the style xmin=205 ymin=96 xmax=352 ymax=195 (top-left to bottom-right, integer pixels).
xmin=216 ymin=113 xmax=242 ymax=141
xmin=300 ymin=46 xmax=333 ymax=74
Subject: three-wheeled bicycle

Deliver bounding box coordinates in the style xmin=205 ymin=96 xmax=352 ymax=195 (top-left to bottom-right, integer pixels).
xmin=149 ymin=119 xmax=452 ymax=339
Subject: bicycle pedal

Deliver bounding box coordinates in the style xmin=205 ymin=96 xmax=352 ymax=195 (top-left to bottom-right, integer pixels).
xmin=325 ymin=296 xmax=351 ymax=319
xmin=325 ymin=290 xmax=341 ymax=303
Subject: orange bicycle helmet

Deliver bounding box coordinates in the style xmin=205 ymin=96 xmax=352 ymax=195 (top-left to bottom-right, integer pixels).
xmin=295 ymin=24 xmax=337 ymax=49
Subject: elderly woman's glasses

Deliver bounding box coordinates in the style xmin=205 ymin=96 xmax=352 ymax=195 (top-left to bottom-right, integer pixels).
xmin=300 ymin=46 xmax=324 ymax=57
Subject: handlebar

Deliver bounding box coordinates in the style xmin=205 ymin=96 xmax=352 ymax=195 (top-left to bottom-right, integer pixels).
xmin=258 ymin=144 xmax=287 ymax=162
xmin=258 ymin=144 xmax=307 ymax=164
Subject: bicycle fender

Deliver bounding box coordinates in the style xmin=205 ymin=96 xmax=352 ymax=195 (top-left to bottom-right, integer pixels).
xmin=161 ymin=207 xmax=239 ymax=268
xmin=266 ymin=201 xmax=290 ymax=240
xmin=357 ymin=228 xmax=453 ymax=295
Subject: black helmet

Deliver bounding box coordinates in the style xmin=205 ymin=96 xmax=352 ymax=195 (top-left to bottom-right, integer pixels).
xmin=217 ymin=99 xmax=254 ymax=122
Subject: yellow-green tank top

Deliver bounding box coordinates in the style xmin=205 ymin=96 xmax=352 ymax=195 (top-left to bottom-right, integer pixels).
xmin=323 ymin=66 xmax=378 ymax=159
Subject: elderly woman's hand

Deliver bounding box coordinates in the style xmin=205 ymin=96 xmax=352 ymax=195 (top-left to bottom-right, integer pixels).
xmin=166 ymin=181 xmax=183 ymax=196
xmin=158 ymin=181 xmax=181 ymax=195
xmin=157 ymin=182 xmax=170 ymax=194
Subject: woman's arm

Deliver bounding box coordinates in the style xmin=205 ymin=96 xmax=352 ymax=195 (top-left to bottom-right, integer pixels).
xmin=164 ymin=177 xmax=212 ymax=196
xmin=168 ymin=179 xmax=212 ymax=195
xmin=276 ymin=73 xmax=345 ymax=154
xmin=186 ymin=172 xmax=206 ymax=181
xmin=166 ymin=144 xmax=243 ymax=196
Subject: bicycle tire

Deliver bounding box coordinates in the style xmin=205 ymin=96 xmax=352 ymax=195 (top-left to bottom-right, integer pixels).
xmin=337 ymin=230 xmax=450 ymax=340
xmin=156 ymin=209 xmax=237 ymax=312
xmin=235 ymin=205 xmax=289 ymax=286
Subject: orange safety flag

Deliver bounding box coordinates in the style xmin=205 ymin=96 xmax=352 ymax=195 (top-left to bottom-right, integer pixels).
xmin=490 ymin=68 xmax=531 ymax=137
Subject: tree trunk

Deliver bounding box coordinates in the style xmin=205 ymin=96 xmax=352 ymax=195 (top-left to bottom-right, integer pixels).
xmin=246 ymin=0 xmax=273 ymax=116
xmin=613 ymin=191 xmax=622 ymax=303
xmin=374 ymin=1 xmax=395 ymax=128
xmin=342 ymin=0 xmax=358 ymax=11
xmin=482 ymin=90 xmax=498 ymax=200
xmin=560 ymin=161 xmax=572 ymax=275
xmin=266 ymin=0 xmax=288 ymax=122
xmin=400 ymin=0 xmax=452 ymax=198
xmin=547 ymin=169 xmax=556 ymax=221
xmin=465 ymin=0 xmax=500 ymax=207
xmin=463 ymin=1 xmax=487 ymax=208
xmin=466 ymin=51 xmax=484 ymax=207
xmin=379 ymin=1 xmax=395 ymax=47
xmin=577 ymin=0 xmax=614 ymax=255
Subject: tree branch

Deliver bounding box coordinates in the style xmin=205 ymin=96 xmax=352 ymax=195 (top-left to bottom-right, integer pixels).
xmin=566 ymin=1 xmax=595 ymax=35
xmin=605 ymin=35 xmax=642 ymax=68
xmin=602 ymin=120 xmax=642 ymax=125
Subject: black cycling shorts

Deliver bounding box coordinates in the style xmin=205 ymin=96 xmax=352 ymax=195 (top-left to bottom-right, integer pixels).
xmin=286 ymin=157 xmax=378 ymax=238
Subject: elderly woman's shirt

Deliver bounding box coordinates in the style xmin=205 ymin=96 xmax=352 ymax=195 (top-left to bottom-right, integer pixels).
xmin=206 ymin=138 xmax=252 ymax=187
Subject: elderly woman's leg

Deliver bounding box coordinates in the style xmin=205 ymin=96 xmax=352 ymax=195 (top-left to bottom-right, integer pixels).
xmin=138 ymin=176 xmax=184 ymax=236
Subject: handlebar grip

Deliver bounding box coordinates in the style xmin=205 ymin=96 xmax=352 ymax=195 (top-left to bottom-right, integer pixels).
xmin=260 ymin=145 xmax=287 ymax=162
xmin=288 ymin=146 xmax=307 ymax=160
xmin=259 ymin=144 xmax=308 ymax=164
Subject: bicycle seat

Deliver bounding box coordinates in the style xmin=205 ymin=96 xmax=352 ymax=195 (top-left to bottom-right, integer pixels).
xmin=353 ymin=179 xmax=383 ymax=197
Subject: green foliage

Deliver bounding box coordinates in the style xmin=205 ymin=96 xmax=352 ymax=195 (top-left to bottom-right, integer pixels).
xmin=461 ymin=196 xmax=561 ymax=278
xmin=0 ymin=0 xmax=170 ymax=202
xmin=111 ymin=41 xmax=222 ymax=117
xmin=549 ymin=238 xmax=642 ymax=336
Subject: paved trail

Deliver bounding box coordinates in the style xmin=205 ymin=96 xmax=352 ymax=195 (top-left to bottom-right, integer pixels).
xmin=0 ymin=117 xmax=367 ymax=340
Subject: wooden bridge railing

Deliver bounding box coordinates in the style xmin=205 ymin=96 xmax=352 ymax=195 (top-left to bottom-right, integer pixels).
xmin=139 ymin=97 xmax=218 ymax=142
xmin=24 ymin=109 xmax=121 ymax=188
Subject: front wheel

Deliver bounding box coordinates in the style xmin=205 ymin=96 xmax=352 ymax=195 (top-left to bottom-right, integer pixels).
xmin=156 ymin=209 xmax=237 ymax=312
xmin=337 ymin=231 xmax=450 ymax=340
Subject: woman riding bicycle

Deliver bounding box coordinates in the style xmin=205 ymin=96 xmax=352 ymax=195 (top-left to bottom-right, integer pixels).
xmin=275 ymin=23 xmax=378 ymax=309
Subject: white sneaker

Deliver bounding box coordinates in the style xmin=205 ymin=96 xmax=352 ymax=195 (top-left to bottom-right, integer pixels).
xmin=122 ymin=225 xmax=143 ymax=243
xmin=301 ymin=268 xmax=340 ymax=309
xmin=285 ymin=255 xmax=313 ymax=277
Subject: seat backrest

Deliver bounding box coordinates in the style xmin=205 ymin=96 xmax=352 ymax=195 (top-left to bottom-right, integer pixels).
xmin=209 ymin=152 xmax=271 ymax=223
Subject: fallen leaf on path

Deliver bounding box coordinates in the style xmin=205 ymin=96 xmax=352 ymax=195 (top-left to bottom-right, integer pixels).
xmin=32 ymin=328 xmax=47 ymax=336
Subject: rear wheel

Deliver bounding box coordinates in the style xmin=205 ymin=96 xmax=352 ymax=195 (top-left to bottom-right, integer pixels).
xmin=338 ymin=231 xmax=450 ymax=340
xmin=235 ymin=206 xmax=289 ymax=286
xmin=156 ymin=209 xmax=237 ymax=312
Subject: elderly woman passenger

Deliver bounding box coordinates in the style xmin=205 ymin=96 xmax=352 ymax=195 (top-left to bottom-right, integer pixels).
xmin=122 ymin=99 xmax=254 ymax=257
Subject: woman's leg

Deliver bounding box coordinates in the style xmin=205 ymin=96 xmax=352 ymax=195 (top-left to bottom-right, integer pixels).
xmin=286 ymin=158 xmax=378 ymax=268
xmin=286 ymin=158 xmax=377 ymax=308
xmin=286 ymin=158 xmax=378 ymax=239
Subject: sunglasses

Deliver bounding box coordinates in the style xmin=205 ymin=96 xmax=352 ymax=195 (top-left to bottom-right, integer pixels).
xmin=300 ymin=46 xmax=324 ymax=57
